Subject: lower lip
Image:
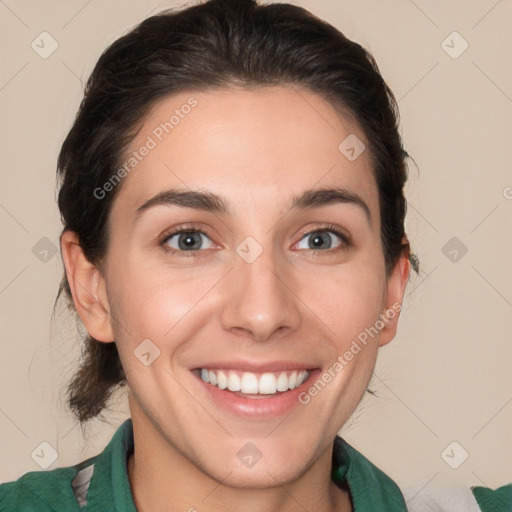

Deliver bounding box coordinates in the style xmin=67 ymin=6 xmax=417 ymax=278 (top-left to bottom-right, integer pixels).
xmin=193 ymin=370 xmax=320 ymax=419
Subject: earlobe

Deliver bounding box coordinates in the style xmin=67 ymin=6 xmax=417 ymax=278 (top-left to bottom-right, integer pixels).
xmin=60 ymin=230 xmax=114 ymax=343
xmin=378 ymin=246 xmax=411 ymax=347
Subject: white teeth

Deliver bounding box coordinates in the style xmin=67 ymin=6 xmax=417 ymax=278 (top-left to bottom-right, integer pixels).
xmin=227 ymin=372 xmax=241 ymax=392
xmin=199 ymin=369 xmax=310 ymax=395
xmin=258 ymin=373 xmax=277 ymax=394
xmin=217 ymin=370 xmax=228 ymax=389
xmin=241 ymin=372 xmax=259 ymax=394
xmin=288 ymin=371 xmax=297 ymax=390
xmin=298 ymin=370 xmax=309 ymax=386
xmin=276 ymin=372 xmax=289 ymax=392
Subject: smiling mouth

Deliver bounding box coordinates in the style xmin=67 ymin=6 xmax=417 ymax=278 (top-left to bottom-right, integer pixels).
xmin=194 ymin=368 xmax=312 ymax=396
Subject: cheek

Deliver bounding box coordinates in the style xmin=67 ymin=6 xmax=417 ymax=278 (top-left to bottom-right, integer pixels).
xmin=292 ymin=266 xmax=386 ymax=431
xmin=294 ymin=264 xmax=386 ymax=345
xmin=106 ymin=260 xmax=222 ymax=351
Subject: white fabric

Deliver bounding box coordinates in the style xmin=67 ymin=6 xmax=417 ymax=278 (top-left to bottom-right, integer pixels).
xmin=404 ymin=483 xmax=482 ymax=512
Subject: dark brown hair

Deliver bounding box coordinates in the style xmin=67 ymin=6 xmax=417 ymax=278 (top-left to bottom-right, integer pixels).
xmin=56 ymin=0 xmax=419 ymax=423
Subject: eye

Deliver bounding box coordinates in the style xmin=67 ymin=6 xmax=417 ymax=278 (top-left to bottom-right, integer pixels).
xmin=295 ymin=229 xmax=346 ymax=251
xmin=163 ymin=230 xmax=214 ymax=251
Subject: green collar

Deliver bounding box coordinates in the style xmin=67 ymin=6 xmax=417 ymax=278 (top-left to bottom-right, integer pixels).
xmin=2 ymin=419 xmax=408 ymax=511
xmin=83 ymin=419 xmax=137 ymax=511
xmin=87 ymin=419 xmax=407 ymax=511
xmin=471 ymin=483 xmax=512 ymax=512
xmin=332 ymin=436 xmax=407 ymax=511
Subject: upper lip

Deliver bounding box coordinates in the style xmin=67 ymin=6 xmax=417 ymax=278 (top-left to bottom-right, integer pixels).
xmin=191 ymin=360 xmax=316 ymax=372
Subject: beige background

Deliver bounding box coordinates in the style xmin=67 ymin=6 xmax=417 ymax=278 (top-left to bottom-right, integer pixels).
xmin=1 ymin=0 xmax=511 ymax=506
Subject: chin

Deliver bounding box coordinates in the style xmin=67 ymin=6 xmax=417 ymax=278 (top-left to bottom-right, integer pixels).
xmin=195 ymin=435 xmax=318 ymax=489
xmin=210 ymin=458 xmax=309 ymax=489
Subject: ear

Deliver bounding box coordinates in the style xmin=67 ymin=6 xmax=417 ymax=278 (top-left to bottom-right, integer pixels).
xmin=60 ymin=230 xmax=114 ymax=343
xmin=378 ymin=241 xmax=411 ymax=347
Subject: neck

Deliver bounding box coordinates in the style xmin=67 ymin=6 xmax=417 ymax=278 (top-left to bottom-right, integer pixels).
xmin=126 ymin=407 xmax=351 ymax=512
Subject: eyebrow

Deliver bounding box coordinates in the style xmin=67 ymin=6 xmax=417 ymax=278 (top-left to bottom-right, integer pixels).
xmin=133 ymin=186 xmax=371 ymax=224
xmin=291 ymin=187 xmax=371 ymax=223
xmin=134 ymin=189 xmax=229 ymax=224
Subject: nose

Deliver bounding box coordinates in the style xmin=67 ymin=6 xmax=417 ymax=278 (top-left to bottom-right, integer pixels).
xmin=220 ymin=252 xmax=301 ymax=342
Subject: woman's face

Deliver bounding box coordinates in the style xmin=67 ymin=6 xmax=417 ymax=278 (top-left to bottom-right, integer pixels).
xmin=96 ymin=85 xmax=408 ymax=486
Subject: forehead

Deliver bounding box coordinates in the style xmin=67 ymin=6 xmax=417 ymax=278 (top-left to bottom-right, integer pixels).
xmin=111 ymin=85 xmax=378 ymax=220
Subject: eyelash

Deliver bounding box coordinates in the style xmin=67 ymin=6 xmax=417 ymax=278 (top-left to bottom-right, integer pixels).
xmin=297 ymin=224 xmax=351 ymax=251
xmin=158 ymin=225 xmax=213 ymax=256
xmin=158 ymin=224 xmax=351 ymax=255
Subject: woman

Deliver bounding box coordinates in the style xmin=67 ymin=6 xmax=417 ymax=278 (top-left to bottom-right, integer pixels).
xmin=1 ymin=0 xmax=419 ymax=510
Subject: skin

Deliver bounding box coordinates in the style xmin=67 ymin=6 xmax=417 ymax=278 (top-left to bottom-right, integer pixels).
xmin=61 ymin=85 xmax=410 ymax=512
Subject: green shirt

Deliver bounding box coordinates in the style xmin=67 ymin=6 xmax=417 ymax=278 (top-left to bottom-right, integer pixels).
xmin=0 ymin=419 xmax=408 ymax=511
